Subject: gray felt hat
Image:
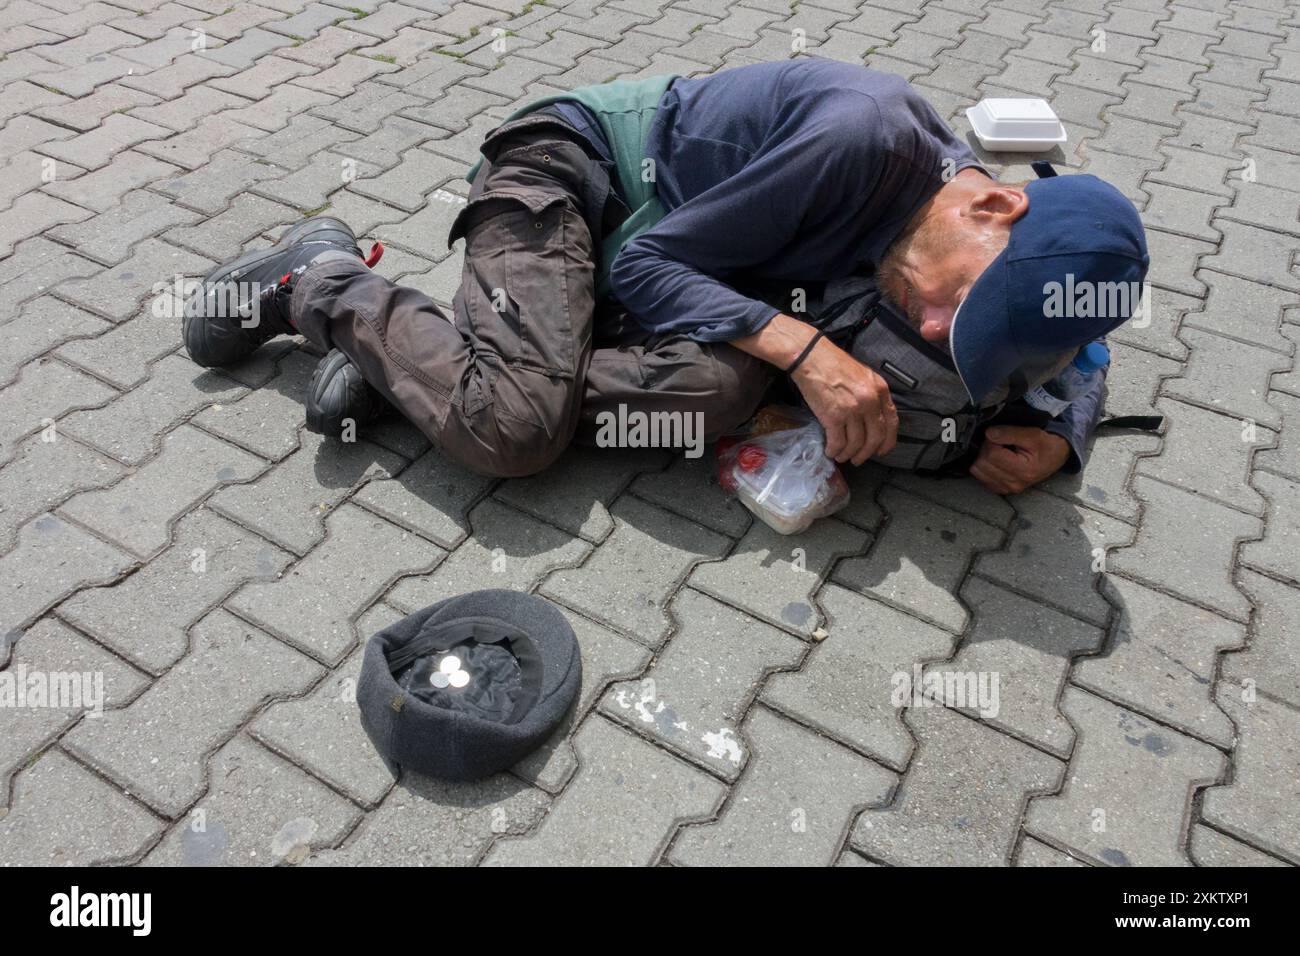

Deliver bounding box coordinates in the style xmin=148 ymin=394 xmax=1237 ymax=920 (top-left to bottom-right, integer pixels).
xmin=357 ymin=589 xmax=582 ymax=781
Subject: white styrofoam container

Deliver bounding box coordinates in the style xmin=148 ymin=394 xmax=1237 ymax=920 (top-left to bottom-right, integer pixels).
xmin=965 ymin=98 xmax=1067 ymax=152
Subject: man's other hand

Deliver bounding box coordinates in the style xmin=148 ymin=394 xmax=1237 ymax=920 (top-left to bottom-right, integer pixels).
xmin=790 ymin=337 xmax=899 ymax=465
xmin=970 ymin=425 xmax=1071 ymax=495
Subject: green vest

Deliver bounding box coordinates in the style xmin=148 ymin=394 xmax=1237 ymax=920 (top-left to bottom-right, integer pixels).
xmin=465 ymin=74 xmax=677 ymax=297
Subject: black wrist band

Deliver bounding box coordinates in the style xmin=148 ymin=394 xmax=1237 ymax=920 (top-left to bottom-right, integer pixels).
xmin=786 ymin=329 xmax=827 ymax=374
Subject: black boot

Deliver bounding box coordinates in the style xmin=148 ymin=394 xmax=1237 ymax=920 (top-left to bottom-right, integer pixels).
xmin=305 ymin=349 xmax=389 ymax=438
xmin=183 ymin=216 xmax=381 ymax=368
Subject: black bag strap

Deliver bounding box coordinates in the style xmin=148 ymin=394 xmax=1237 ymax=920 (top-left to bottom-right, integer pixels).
xmin=1096 ymin=414 xmax=1163 ymax=432
xmin=1092 ymin=413 xmax=1164 ymax=431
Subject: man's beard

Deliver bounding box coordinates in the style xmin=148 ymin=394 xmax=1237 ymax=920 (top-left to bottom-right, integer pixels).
xmin=876 ymin=217 xmax=963 ymax=333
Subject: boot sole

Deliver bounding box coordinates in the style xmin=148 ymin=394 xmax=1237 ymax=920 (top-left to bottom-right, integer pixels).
xmin=305 ymin=349 xmax=387 ymax=437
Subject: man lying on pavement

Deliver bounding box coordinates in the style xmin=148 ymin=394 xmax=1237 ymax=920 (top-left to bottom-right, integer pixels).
xmin=182 ymin=59 xmax=1148 ymax=494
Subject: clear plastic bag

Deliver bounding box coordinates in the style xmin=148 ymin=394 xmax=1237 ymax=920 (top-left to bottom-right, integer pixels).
xmin=716 ymin=406 xmax=850 ymax=535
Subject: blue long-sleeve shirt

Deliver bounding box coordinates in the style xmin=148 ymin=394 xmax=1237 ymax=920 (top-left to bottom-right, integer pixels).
xmin=608 ymin=60 xmax=984 ymax=342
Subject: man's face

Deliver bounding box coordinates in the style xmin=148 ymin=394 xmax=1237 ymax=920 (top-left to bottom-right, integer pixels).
xmin=876 ymin=174 xmax=1028 ymax=348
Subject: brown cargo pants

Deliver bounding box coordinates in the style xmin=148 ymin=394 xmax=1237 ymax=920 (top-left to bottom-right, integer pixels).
xmin=290 ymin=113 xmax=773 ymax=477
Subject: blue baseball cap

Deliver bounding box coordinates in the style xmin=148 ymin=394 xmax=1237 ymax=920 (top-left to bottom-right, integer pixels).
xmin=950 ymin=173 xmax=1149 ymax=404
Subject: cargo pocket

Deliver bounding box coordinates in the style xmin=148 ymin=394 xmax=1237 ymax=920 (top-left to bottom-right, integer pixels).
xmin=453 ymin=190 xmax=580 ymax=379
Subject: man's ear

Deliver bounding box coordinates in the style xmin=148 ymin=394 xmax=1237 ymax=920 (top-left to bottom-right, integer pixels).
xmin=968 ymin=185 xmax=1029 ymax=226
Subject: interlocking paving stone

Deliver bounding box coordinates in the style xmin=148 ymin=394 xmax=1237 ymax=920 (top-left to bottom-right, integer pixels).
xmin=628 ymin=453 xmax=754 ymax=537
xmin=387 ymin=496 xmax=587 ymax=612
xmin=42 ymin=151 xmax=182 ymax=212
xmin=165 ymin=193 xmax=300 ymax=261
xmin=117 ymin=47 xmax=238 ymax=99
xmin=0 ymin=513 xmax=136 ymax=638
xmin=46 ymin=190 xmax=199 ymax=266
xmin=1111 ymin=476 xmax=1261 ymax=621
xmin=191 ymin=348 xmax=316 ymax=459
xmin=485 ymin=715 xmax=724 ymax=866
xmin=347 ymin=144 xmax=468 ymax=211
xmin=331 ymin=114 xmax=443 ymax=170
xmin=266 ymin=3 xmax=359 ymax=41
xmin=671 ymin=705 xmax=897 ymax=866
xmin=1075 ymin=577 xmax=1243 ymax=747
xmin=939 ymin=577 xmax=1103 ymax=757
xmin=237 ymin=113 xmax=361 ymax=168
xmin=352 ymin=448 xmax=494 ymax=548
xmin=0 ymin=617 xmax=149 ymax=800
xmin=1188 ymin=824 xmax=1290 ymax=868
xmin=1180 ymin=269 xmax=1300 ymax=351
xmin=690 ymin=516 xmax=869 ymax=637
xmin=1276 ymin=326 xmax=1300 ymax=399
xmin=228 ymin=502 xmax=442 ymax=665
xmin=1164 ymin=330 xmax=1292 ymax=430
xmin=55 ymin=311 xmax=183 ymax=391
xmin=2 ymin=148 xmax=85 ymax=215
xmin=1136 ymin=398 xmax=1270 ymax=515
xmin=64 ymin=608 xmax=323 ymax=818
xmin=0 ymin=432 xmax=125 ymax=552
xmin=514 ymin=611 xmax=651 ymax=793
xmin=251 ymin=602 xmax=403 ymax=808
xmin=1015 ymin=837 xmax=1088 ymax=867
xmin=1163 ymin=111 xmax=1252 ymax=158
xmin=135 ymin=115 xmax=267 ymax=171
xmin=1205 ymin=220 xmax=1300 ymax=292
xmin=852 ymin=703 xmax=1062 ymax=866
xmin=1141 ymin=182 xmax=1225 ymax=242
xmin=542 ymin=494 xmax=729 ymax=646
xmin=975 ymin=490 xmax=1133 ymax=627
xmin=253 ymin=149 xmax=382 ymax=212
xmin=59 ymin=509 xmax=293 ymax=675
xmin=156 ymin=149 xmax=289 ymax=214
xmin=1100 ymin=342 xmax=1181 ymax=419
xmin=1224 ymin=570 xmax=1300 ymax=710
xmin=35 ymin=113 xmax=170 ymax=172
xmin=189 ymin=4 xmax=288 ymax=42
xmin=1217 ymin=182 xmax=1300 ymax=241
xmin=495 ymin=446 xmax=671 ymax=541
xmin=56 ymin=237 xmax=214 ymax=322
xmin=311 ymin=770 xmax=550 ymax=866
xmin=1201 ymin=685 xmax=1300 ymax=863
xmin=1041 ymin=428 xmax=1161 ymax=525
xmin=294 ymin=54 xmax=401 ymax=96
xmin=208 ymin=429 xmax=403 ymax=556
xmin=600 ymin=589 xmax=803 ymax=779
xmin=143 ymin=734 xmax=359 ymax=866
xmin=834 ymin=487 xmax=1003 ymax=632
xmin=0 ymin=358 xmax=117 ymax=465
xmin=889 ymin=471 xmax=1015 ymax=529
xmin=1240 ymin=470 xmax=1300 ymax=585
xmin=1143 ymin=228 xmax=1215 ymax=297
xmin=1024 ymin=687 xmax=1225 ymax=867
xmin=762 ymin=583 xmax=953 ymax=770
xmin=0 ymin=750 xmax=162 ymax=863
xmin=200 ymin=26 xmax=296 ymax=68
xmin=59 ymin=423 xmax=266 ymax=559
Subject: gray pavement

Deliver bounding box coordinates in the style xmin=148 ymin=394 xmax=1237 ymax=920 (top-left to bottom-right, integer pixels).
xmin=0 ymin=0 xmax=1297 ymax=867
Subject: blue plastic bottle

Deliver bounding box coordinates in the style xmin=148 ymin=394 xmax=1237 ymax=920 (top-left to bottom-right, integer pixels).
xmin=1024 ymin=342 xmax=1109 ymax=417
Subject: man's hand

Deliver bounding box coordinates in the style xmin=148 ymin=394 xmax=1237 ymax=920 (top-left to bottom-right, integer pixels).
xmin=790 ymin=337 xmax=898 ymax=465
xmin=970 ymin=425 xmax=1071 ymax=495
xmin=732 ymin=313 xmax=898 ymax=466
